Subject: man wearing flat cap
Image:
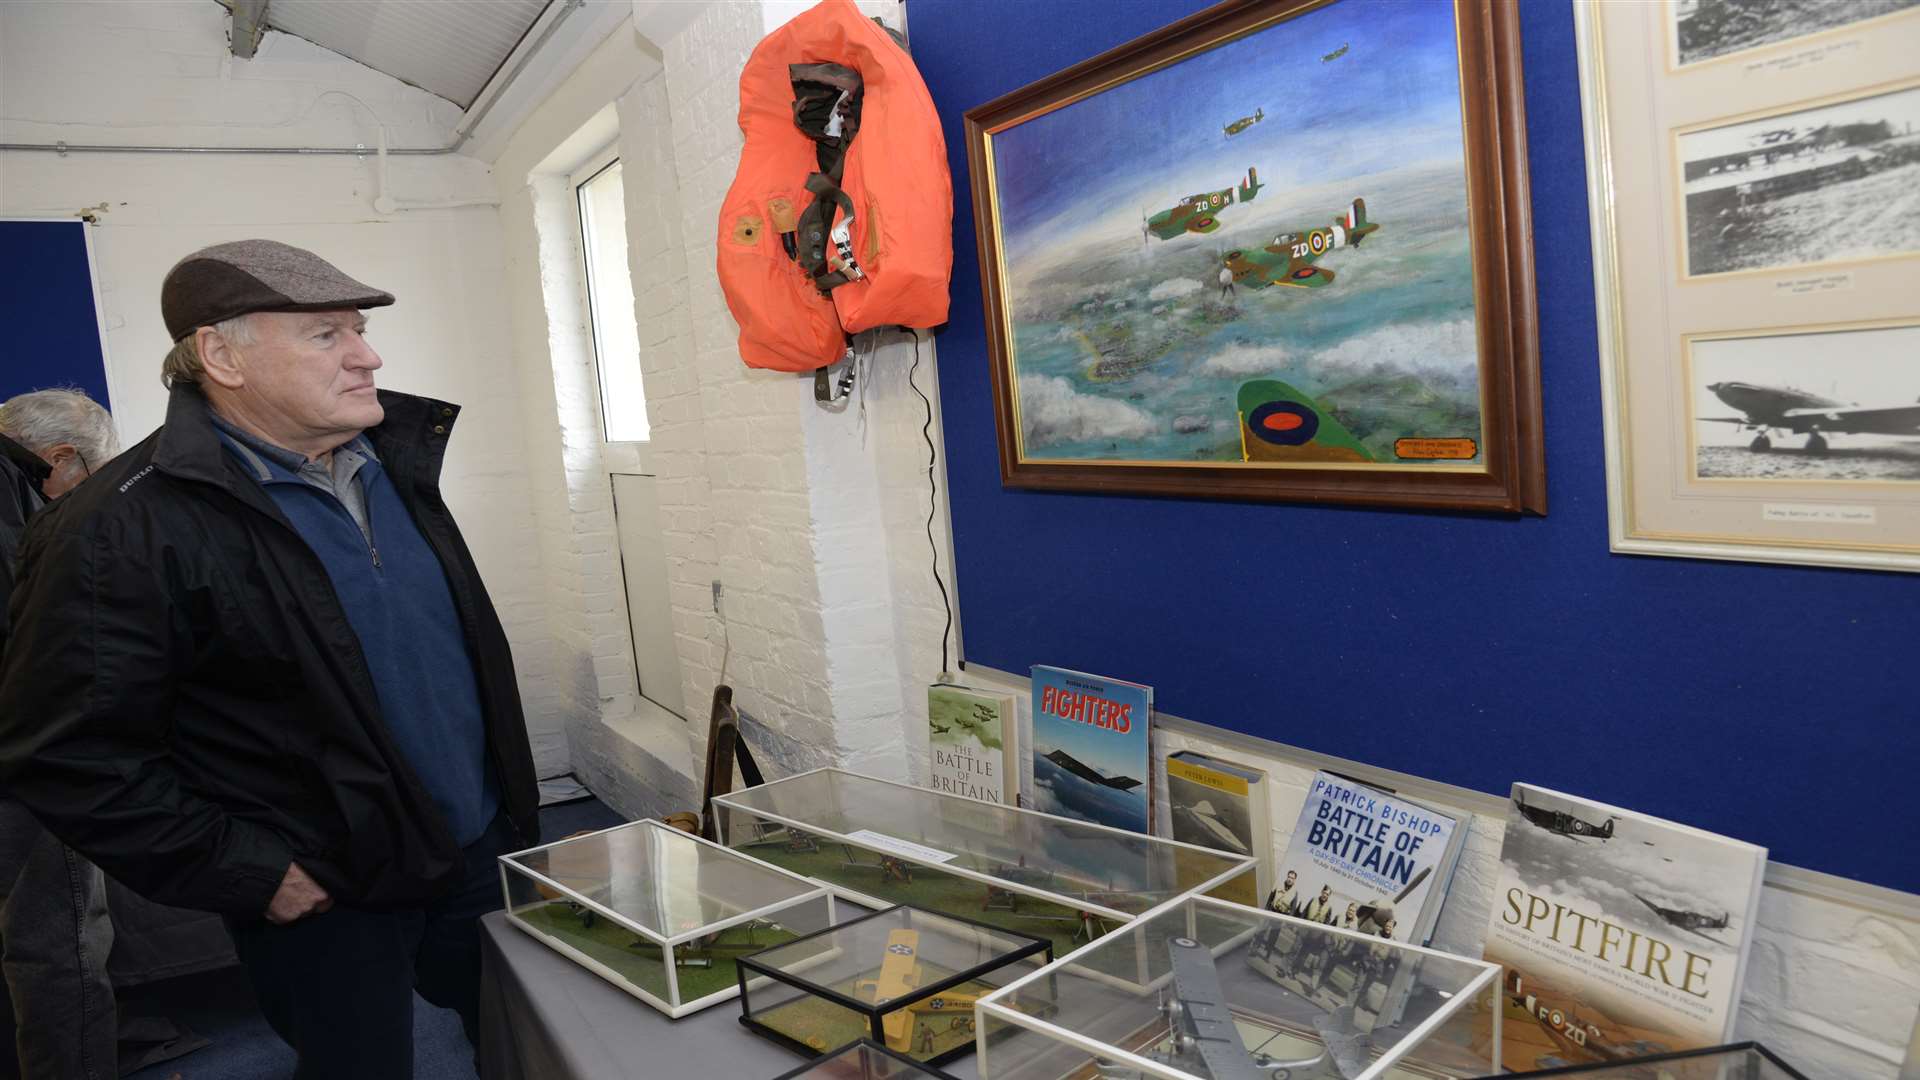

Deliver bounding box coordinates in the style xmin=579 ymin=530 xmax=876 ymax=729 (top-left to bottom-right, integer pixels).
xmin=0 ymin=240 xmax=538 ymax=1077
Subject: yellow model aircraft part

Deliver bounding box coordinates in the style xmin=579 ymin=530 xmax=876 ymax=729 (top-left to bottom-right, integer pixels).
xmin=874 ymin=929 xmax=921 ymax=1050
xmin=909 ymin=991 xmax=982 ymax=1014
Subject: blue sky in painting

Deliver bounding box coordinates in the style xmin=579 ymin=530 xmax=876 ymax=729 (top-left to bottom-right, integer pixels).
xmin=991 ymin=0 xmax=1467 ymax=262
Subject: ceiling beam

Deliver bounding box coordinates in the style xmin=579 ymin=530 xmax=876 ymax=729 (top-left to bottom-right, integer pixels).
xmin=229 ymin=0 xmax=269 ymax=60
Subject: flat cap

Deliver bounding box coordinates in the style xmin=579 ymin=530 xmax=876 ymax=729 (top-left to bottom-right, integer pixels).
xmin=161 ymin=239 xmax=394 ymax=342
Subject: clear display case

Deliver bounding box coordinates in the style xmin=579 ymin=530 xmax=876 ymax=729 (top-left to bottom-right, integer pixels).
xmin=766 ymin=1038 xmax=964 ymax=1079
xmin=712 ymin=768 xmax=1255 ymax=958
xmin=739 ymin=904 xmax=1052 ymax=1068
xmin=500 ymin=819 xmax=836 ymax=1017
xmin=1497 ymin=1042 xmax=1809 ymax=1079
xmin=975 ymin=894 xmax=1502 ymax=1080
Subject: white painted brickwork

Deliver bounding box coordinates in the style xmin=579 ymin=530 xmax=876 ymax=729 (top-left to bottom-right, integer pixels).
xmin=0 ymin=1 xmax=564 ymax=774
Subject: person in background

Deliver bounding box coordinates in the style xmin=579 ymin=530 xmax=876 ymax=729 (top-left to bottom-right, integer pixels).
xmin=0 ymin=240 xmax=538 ymax=1079
xmin=0 ymin=388 xmax=119 ymax=1079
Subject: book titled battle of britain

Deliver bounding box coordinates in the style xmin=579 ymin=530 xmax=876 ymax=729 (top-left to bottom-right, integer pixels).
xmin=1028 ymin=665 xmax=1152 ymax=833
xmin=1269 ymin=771 xmax=1464 ymax=947
xmin=925 ymin=681 xmax=1019 ymax=805
xmin=1483 ymin=783 xmax=1767 ymax=1073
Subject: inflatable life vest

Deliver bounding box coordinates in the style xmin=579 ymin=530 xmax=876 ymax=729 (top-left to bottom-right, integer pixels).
xmin=717 ymin=0 xmax=951 ymax=373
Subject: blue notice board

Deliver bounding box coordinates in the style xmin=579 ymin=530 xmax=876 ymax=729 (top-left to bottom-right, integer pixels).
xmin=1 ymin=220 xmax=113 ymax=410
xmin=909 ymin=0 xmax=1919 ymax=893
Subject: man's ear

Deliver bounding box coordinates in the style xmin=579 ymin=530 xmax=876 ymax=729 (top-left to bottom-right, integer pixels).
xmin=44 ymin=443 xmax=78 ymax=470
xmin=196 ymin=324 xmax=247 ymax=390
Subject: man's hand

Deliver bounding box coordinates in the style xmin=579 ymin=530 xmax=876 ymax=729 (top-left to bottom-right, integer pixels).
xmin=265 ymin=861 xmax=333 ymax=925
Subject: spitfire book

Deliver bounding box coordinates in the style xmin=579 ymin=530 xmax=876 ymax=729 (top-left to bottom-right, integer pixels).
xmin=1028 ymin=665 xmax=1152 ymax=833
xmin=924 ymin=681 xmax=1019 ymax=805
xmin=1482 ymin=783 xmax=1767 ymax=1073
xmin=1163 ymin=751 xmax=1271 ymax=906
xmin=1269 ymin=771 xmax=1463 ymax=948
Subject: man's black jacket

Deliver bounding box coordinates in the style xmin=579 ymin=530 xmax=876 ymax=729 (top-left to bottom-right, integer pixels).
xmin=0 ymin=432 xmax=51 ymax=650
xmin=0 ymin=386 xmax=538 ymax=916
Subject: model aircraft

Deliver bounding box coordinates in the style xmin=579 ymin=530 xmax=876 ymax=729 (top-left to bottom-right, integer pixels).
xmin=1224 ymin=108 xmax=1264 ymax=137
xmin=1632 ymin=893 xmax=1731 ymax=941
xmin=1698 ymin=380 xmax=1920 ymax=452
xmin=1173 ymin=799 xmax=1252 ymax=855
xmin=1322 ymin=43 xmax=1349 ymax=62
xmin=1222 ymin=198 xmax=1379 ymax=290
xmin=1143 ymin=168 xmax=1264 ymax=241
xmin=1045 ymin=749 xmax=1143 ymax=791
xmin=1514 ymin=792 xmax=1615 ymax=841
xmin=854 ymin=929 xmax=923 ymax=1050
xmin=1097 ymin=936 xmax=1363 ymax=1079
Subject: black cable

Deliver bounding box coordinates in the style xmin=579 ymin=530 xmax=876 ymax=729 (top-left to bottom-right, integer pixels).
xmin=905 ymin=330 xmax=952 ymax=676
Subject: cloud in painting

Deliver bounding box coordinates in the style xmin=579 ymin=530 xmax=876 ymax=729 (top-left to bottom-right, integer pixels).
xmin=1148 ymin=277 xmax=1203 ymax=301
xmin=1201 ymin=342 xmax=1292 ymax=377
xmin=1019 ymin=375 xmax=1158 ymax=447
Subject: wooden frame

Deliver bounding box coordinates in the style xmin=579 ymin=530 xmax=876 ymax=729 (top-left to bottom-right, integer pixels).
xmin=963 ymin=0 xmax=1544 ymax=513
xmin=1578 ymin=0 xmax=1920 ymax=571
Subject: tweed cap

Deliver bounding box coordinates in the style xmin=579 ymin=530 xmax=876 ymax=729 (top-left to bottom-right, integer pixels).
xmin=161 ymin=239 xmax=394 ymax=342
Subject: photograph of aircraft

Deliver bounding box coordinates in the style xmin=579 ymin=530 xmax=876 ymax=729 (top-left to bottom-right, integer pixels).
xmin=1172 ymin=799 xmax=1252 ymax=855
xmin=928 ymin=720 xmax=950 ymax=735
xmin=1044 ymin=748 xmax=1142 ymax=790
xmin=1322 ymin=42 xmax=1349 ymax=62
xmin=1691 ymin=324 xmax=1920 ymax=481
xmin=1632 ymin=893 xmax=1732 ymax=943
xmin=1143 ymin=168 xmax=1264 ymax=241
xmin=1513 ymin=791 xmax=1616 ymax=841
xmin=1224 ymin=108 xmax=1264 ymax=136
xmin=1222 ymin=198 xmax=1380 ymax=290
xmin=1697 ymin=380 xmax=1920 ymax=453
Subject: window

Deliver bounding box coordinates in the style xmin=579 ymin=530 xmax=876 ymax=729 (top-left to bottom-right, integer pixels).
xmin=576 ymin=154 xmax=649 ymax=442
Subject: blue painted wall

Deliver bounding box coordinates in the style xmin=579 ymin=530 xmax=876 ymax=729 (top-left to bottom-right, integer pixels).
xmin=1 ymin=220 xmax=113 ymax=411
xmin=911 ymin=0 xmax=1916 ymax=893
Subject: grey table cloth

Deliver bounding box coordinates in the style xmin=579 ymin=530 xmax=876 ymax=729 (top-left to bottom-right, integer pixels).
xmin=478 ymin=910 xmax=983 ymax=1080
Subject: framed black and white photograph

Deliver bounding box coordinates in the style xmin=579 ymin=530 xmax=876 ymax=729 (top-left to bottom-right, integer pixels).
xmin=1688 ymin=323 xmax=1920 ymax=481
xmin=1578 ymin=1 xmax=1920 ymax=571
xmin=1670 ymin=0 xmax=1920 ymax=70
xmin=1678 ymin=81 xmax=1920 ymax=278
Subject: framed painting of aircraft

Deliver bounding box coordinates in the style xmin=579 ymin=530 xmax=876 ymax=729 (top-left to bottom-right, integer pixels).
xmin=962 ymin=0 xmax=1546 ymax=513
xmin=1577 ymin=1 xmax=1920 ymax=571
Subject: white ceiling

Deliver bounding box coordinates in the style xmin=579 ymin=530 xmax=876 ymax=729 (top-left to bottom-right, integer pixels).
xmin=260 ymin=0 xmax=550 ymax=108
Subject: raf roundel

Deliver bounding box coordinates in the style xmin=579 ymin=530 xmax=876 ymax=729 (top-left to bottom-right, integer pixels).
xmin=1247 ymin=400 xmax=1321 ymax=446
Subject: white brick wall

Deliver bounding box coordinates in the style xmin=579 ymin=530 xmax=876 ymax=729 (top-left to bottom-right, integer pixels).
xmin=0 ymin=1 xmax=563 ymax=772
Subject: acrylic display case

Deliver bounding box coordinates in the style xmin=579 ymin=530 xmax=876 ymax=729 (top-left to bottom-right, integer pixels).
xmin=739 ymin=904 xmax=1053 ymax=1068
xmin=500 ymin=818 xmax=836 ymax=1017
xmin=711 ymin=768 xmax=1255 ymax=958
xmin=975 ymin=894 xmax=1502 ymax=1080
xmin=1497 ymin=1042 xmax=1809 ymax=1079
xmin=766 ymin=1038 xmax=963 ymax=1079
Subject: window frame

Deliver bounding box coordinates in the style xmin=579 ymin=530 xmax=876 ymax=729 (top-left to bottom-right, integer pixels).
xmin=571 ymin=144 xmax=649 ymax=445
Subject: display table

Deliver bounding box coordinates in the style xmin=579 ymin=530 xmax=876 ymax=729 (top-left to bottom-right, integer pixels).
xmin=478 ymin=910 xmax=982 ymax=1080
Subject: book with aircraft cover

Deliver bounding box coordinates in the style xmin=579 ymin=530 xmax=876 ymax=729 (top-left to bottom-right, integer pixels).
xmin=925 ymin=681 xmax=1019 ymax=805
xmin=1028 ymin=665 xmax=1151 ymax=833
xmin=1163 ymin=751 xmax=1270 ymax=906
xmin=1269 ymin=771 xmax=1464 ymax=948
xmin=1482 ymin=783 xmax=1768 ymax=1073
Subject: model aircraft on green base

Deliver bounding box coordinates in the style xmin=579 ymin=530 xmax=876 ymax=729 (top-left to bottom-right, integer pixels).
xmin=1143 ymin=168 xmax=1263 ymax=242
xmin=1224 ymin=197 xmax=1379 ymax=290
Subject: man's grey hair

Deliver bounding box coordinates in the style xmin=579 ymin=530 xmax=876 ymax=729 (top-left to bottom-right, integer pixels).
xmin=161 ymin=313 xmax=255 ymax=388
xmin=0 ymin=388 xmax=120 ymax=468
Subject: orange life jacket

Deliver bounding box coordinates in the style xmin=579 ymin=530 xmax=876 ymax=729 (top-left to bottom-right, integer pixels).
xmin=717 ymin=0 xmax=951 ymax=373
